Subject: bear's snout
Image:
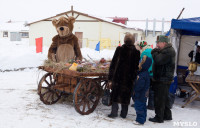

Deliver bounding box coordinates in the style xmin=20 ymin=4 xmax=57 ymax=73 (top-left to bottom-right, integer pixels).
xmin=60 ymin=27 xmax=64 ymax=31
xmin=56 ymin=26 xmax=70 ymax=37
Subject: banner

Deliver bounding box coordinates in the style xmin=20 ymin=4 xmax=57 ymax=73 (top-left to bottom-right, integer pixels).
xmin=95 ymin=41 xmax=100 ymax=51
xmin=35 ymin=37 xmax=43 ymax=53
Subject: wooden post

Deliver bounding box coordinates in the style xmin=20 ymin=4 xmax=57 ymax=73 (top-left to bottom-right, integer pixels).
xmin=177 ymin=8 xmax=185 ymax=19
xmin=71 ymin=5 xmax=74 ymax=16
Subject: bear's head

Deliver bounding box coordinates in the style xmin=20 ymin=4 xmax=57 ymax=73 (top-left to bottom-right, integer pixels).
xmin=52 ymin=16 xmax=75 ymax=37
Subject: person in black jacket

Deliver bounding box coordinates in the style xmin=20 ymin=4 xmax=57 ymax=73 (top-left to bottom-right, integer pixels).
xmin=149 ymin=35 xmax=175 ymax=123
xmin=188 ymin=45 xmax=200 ymax=64
xmin=107 ymin=32 xmax=140 ymax=118
xmin=133 ymin=55 xmax=152 ymax=125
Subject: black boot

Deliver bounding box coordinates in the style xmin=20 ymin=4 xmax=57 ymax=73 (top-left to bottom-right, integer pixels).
xmin=120 ymin=104 xmax=128 ymax=118
xmin=164 ymin=116 xmax=172 ymax=121
xmin=149 ymin=117 xmax=164 ymax=123
xmin=108 ymin=102 xmax=118 ymax=118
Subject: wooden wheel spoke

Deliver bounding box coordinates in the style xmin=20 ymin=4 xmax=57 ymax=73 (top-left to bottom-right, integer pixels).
xmin=87 ymin=101 xmax=91 ymax=110
xmin=49 ymin=75 xmax=53 ymax=84
xmin=53 ymin=92 xmax=59 ymax=100
xmin=41 ymin=90 xmax=50 ymax=97
xmin=50 ymin=93 xmax=55 ymax=101
xmin=46 ymin=92 xmax=53 ymax=101
xmin=89 ymin=98 xmax=95 ymax=104
xmin=41 ymin=87 xmax=50 ymax=90
xmin=83 ymin=82 xmax=87 ymax=92
xmin=77 ymin=95 xmax=84 ymax=101
xmin=44 ymin=80 xmax=51 ymax=87
xmin=87 ymin=81 xmax=92 ymax=92
xmin=90 ymin=86 xmax=96 ymax=93
xmin=102 ymin=82 xmax=106 ymax=86
xmin=77 ymin=98 xmax=84 ymax=106
xmin=82 ymin=102 xmax=86 ymax=112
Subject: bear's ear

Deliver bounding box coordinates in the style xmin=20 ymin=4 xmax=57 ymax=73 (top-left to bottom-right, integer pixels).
xmin=52 ymin=19 xmax=59 ymax=26
xmin=68 ymin=16 xmax=75 ymax=24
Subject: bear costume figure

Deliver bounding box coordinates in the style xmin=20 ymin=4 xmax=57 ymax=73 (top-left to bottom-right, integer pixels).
xmin=48 ymin=16 xmax=82 ymax=62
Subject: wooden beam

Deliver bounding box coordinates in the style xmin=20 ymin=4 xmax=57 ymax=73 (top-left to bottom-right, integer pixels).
xmin=42 ymin=19 xmax=100 ymax=22
xmin=75 ymin=20 xmax=99 ymax=22
xmin=75 ymin=14 xmax=80 ymax=19
xmin=43 ymin=20 xmax=52 ymax=21
xmin=65 ymin=13 xmax=69 ymax=17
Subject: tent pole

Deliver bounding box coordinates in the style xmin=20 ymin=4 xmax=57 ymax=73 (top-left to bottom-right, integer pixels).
xmin=177 ymin=8 xmax=185 ymax=19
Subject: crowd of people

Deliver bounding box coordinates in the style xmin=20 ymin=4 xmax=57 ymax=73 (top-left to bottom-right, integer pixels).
xmin=107 ymin=33 xmax=176 ymax=125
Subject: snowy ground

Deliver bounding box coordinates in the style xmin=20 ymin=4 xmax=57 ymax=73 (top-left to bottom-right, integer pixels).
xmin=0 ymin=39 xmax=200 ymax=128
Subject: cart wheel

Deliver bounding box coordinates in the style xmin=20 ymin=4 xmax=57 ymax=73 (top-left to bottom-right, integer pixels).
xmin=73 ymin=79 xmax=101 ymax=115
xmin=38 ymin=73 xmax=62 ymax=105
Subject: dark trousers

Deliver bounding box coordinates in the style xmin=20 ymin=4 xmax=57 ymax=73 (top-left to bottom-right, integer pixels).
xmin=110 ymin=102 xmax=128 ymax=117
xmin=147 ymin=79 xmax=154 ymax=108
xmin=153 ymin=82 xmax=172 ymax=121
xmin=135 ymin=100 xmax=147 ymax=124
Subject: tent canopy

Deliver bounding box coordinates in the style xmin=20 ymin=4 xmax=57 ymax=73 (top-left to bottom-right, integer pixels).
xmin=171 ymin=17 xmax=200 ymax=36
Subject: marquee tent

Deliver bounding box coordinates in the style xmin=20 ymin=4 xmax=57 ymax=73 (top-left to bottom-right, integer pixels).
xmin=168 ymin=17 xmax=200 ymax=93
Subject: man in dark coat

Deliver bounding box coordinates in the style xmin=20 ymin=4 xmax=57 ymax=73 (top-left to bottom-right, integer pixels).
xmin=108 ymin=32 xmax=140 ymax=118
xmin=149 ymin=35 xmax=176 ymax=123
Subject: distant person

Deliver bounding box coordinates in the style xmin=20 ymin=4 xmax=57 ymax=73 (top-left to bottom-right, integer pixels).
xmin=133 ymin=55 xmax=152 ymax=125
xmin=107 ymin=32 xmax=140 ymax=118
xmin=118 ymin=41 xmax=121 ymax=46
xmin=149 ymin=35 xmax=175 ymax=123
xmin=188 ymin=42 xmax=200 ymax=64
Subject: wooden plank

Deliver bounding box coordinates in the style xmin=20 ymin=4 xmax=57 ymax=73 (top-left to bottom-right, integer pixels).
xmin=186 ymin=75 xmax=200 ymax=83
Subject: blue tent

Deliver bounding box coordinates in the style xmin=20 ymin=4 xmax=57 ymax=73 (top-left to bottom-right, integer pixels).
xmin=170 ymin=17 xmax=200 ymax=36
xmin=168 ymin=17 xmax=200 ymax=93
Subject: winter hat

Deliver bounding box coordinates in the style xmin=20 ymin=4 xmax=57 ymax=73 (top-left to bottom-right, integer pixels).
xmin=156 ymin=35 xmax=169 ymax=43
xmin=139 ymin=41 xmax=148 ymax=49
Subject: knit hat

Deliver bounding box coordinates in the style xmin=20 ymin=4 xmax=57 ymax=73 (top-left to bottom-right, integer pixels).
xmin=156 ymin=35 xmax=169 ymax=43
xmin=139 ymin=41 xmax=148 ymax=49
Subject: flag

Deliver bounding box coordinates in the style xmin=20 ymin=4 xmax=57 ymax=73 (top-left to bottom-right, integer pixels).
xmin=95 ymin=41 xmax=100 ymax=51
xmin=35 ymin=37 xmax=43 ymax=53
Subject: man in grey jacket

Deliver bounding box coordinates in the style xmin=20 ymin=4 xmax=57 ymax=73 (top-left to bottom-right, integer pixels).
xmin=149 ymin=35 xmax=176 ymax=123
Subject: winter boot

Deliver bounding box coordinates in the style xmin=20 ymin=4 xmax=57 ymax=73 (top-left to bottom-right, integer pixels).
xmin=149 ymin=117 xmax=164 ymax=123
xmin=120 ymin=104 xmax=128 ymax=118
xmin=108 ymin=102 xmax=118 ymax=118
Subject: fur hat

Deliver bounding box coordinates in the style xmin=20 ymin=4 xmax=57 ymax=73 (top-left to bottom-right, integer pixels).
xmin=124 ymin=32 xmax=135 ymax=45
xmin=156 ymin=35 xmax=169 ymax=43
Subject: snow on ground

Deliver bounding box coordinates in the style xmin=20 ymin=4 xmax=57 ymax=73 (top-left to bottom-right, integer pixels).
xmin=0 ymin=39 xmax=200 ymax=128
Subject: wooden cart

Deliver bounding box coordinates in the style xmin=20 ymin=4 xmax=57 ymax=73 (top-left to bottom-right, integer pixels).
xmin=37 ymin=66 xmax=108 ymax=115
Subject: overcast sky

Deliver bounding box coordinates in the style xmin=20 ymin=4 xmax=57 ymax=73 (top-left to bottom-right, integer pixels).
xmin=0 ymin=0 xmax=199 ymax=22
